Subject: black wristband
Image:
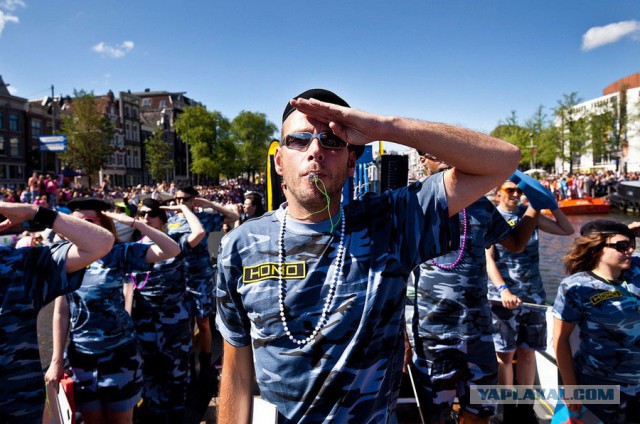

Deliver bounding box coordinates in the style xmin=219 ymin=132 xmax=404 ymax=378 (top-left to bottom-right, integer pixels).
xmin=32 ymin=206 xmax=59 ymax=229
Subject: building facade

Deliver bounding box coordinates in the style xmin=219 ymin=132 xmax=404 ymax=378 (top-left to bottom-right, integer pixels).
xmin=556 ymin=72 xmax=640 ymax=173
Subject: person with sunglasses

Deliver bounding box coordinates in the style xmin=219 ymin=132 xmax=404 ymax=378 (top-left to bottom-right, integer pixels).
xmin=45 ymin=198 xmax=180 ymax=424
xmin=485 ymin=179 xmax=573 ymax=422
xmin=408 ymin=155 xmax=541 ymax=424
xmin=0 ymin=201 xmax=114 ymax=423
xmin=167 ymin=185 xmax=239 ymax=387
xmin=130 ymin=198 xmax=205 ymax=422
xmin=553 ymin=219 xmax=640 ymax=423
xmin=215 ymin=88 xmax=521 ymax=423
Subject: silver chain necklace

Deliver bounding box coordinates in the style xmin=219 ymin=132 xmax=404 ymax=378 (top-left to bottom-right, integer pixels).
xmin=277 ymin=207 xmax=346 ymax=346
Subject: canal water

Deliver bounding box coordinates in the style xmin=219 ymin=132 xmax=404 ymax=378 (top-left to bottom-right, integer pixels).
xmin=36 ymin=211 xmax=639 ymax=367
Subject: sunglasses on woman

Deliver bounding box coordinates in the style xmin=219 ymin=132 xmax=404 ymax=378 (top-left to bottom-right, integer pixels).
xmin=283 ymin=132 xmax=348 ymax=152
xmin=501 ymin=187 xmax=523 ymax=196
xmin=604 ymin=240 xmax=635 ymax=253
xmin=140 ymin=210 xmax=162 ymax=219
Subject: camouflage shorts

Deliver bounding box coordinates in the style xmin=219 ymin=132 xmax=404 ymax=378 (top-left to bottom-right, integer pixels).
xmin=68 ymin=341 xmax=143 ymax=413
xmin=412 ymin=334 xmax=499 ymax=420
xmin=490 ymin=304 xmax=547 ymax=352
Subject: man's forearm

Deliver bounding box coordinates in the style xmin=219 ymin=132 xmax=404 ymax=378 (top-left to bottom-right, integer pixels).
xmin=380 ymin=117 xmax=520 ymax=178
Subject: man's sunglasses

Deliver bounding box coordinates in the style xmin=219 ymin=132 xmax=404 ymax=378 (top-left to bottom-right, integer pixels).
xmin=501 ymin=187 xmax=523 ymax=196
xmin=282 ymin=132 xmax=348 ymax=152
xmin=604 ymin=240 xmax=635 ymax=253
xmin=140 ymin=210 xmax=162 ymax=219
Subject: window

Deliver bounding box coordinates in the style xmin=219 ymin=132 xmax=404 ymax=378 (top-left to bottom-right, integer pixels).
xmin=126 ymin=123 xmax=131 ymax=140
xmin=0 ymin=112 xmax=4 ymax=130
xmin=0 ymin=136 xmax=5 ymax=155
xmin=132 ymin=124 xmax=139 ymax=142
xmin=9 ymin=114 xmax=19 ymax=132
xmin=125 ymin=106 xmax=130 ymax=118
xmin=9 ymin=165 xmax=23 ymax=179
xmin=10 ymin=138 xmax=19 ymax=157
xmin=142 ymin=98 xmax=151 ymax=107
xmin=31 ymin=120 xmax=42 ymax=138
xmin=0 ymin=164 xmax=5 ymax=179
xmin=116 ymin=153 xmax=124 ymax=166
xmin=126 ymin=149 xmax=132 ymax=167
xmin=159 ymin=100 xmax=166 ymax=108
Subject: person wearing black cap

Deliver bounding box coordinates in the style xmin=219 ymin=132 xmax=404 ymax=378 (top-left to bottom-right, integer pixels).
xmin=553 ymin=219 xmax=640 ymax=423
xmin=167 ymin=185 xmax=239 ymax=385
xmin=0 ymin=201 xmax=114 ymax=423
xmin=45 ymin=197 xmax=181 ymax=424
xmin=216 ymin=88 xmax=521 ymax=423
xmin=130 ymin=198 xmax=205 ymax=422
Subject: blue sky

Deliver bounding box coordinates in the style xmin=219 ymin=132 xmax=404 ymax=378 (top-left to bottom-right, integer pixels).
xmin=1 ymin=1 xmax=639 ymax=150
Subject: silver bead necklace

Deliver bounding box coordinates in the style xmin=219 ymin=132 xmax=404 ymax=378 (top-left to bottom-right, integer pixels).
xmin=278 ymin=207 xmax=346 ymax=346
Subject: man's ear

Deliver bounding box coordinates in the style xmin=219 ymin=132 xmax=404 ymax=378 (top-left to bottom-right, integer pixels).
xmin=274 ymin=146 xmax=284 ymax=176
xmin=347 ymin=151 xmax=356 ymax=177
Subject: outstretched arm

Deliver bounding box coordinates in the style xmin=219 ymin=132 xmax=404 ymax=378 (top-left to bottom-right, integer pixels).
xmin=0 ymin=202 xmax=114 ymax=273
xmin=162 ymin=204 xmax=206 ymax=248
xmin=194 ymin=198 xmax=240 ymax=227
xmin=103 ymin=211 xmax=180 ymax=263
xmin=537 ymin=209 xmax=574 ymax=236
xmin=290 ymin=98 xmax=521 ymax=216
xmin=485 ymin=245 xmax=521 ymax=309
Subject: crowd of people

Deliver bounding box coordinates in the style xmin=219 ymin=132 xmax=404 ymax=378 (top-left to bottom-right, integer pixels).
xmin=0 ymin=88 xmax=638 ymax=424
xmin=540 ymin=170 xmax=640 ymax=200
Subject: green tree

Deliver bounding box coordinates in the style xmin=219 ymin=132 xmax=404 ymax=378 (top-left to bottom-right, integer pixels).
xmin=60 ymin=90 xmax=115 ymax=187
xmin=230 ymin=111 xmax=277 ymax=181
xmin=174 ymin=106 xmax=234 ymax=184
xmin=554 ymin=92 xmax=588 ymax=174
xmin=145 ymin=129 xmax=174 ymax=181
xmin=491 ymin=111 xmax=530 ymax=168
xmin=524 ymin=105 xmax=559 ymax=169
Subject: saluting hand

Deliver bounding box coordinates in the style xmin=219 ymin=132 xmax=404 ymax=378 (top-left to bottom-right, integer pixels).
xmin=290 ymin=98 xmax=386 ymax=147
xmin=0 ymin=202 xmax=37 ymax=232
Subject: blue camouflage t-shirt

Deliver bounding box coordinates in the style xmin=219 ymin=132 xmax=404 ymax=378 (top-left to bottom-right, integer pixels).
xmin=552 ymin=267 xmax=640 ymax=384
xmin=167 ymin=211 xmax=223 ymax=286
xmin=487 ymin=204 xmax=545 ymax=303
xmin=67 ymin=242 xmax=150 ymax=355
xmin=216 ymin=172 xmax=459 ymax=423
xmin=0 ymin=242 xmax=82 ymax=420
xmin=132 ymin=234 xmax=190 ymax=324
xmin=415 ymin=197 xmax=512 ymax=338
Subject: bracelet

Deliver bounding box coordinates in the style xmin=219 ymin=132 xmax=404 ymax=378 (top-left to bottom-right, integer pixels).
xmin=32 ymin=206 xmax=59 ymax=229
xmin=498 ymin=284 xmax=508 ymax=294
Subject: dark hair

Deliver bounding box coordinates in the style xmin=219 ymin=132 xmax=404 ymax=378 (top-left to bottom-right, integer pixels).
xmin=563 ymin=233 xmax=607 ymax=275
xmin=245 ymin=192 xmax=265 ymax=218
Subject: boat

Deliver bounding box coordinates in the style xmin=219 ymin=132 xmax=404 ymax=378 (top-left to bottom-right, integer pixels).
xmin=542 ymin=196 xmax=610 ymax=215
xmin=609 ymin=181 xmax=640 ymax=213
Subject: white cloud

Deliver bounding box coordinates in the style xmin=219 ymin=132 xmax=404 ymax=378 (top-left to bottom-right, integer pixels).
xmin=7 ymin=85 xmax=17 ymax=95
xmin=92 ymin=40 xmax=135 ymax=59
xmin=582 ymin=20 xmax=640 ymax=51
xmin=1 ymin=0 xmax=26 ymax=11
xmin=0 ymin=0 xmax=24 ymax=36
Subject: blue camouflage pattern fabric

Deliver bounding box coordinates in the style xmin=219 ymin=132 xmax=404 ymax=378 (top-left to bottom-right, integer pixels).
xmin=487 ymin=204 xmax=544 ymax=304
xmin=411 ymin=197 xmax=510 ymax=419
xmin=132 ymin=233 xmax=191 ymax=416
xmin=168 ymin=211 xmax=223 ymax=317
xmin=488 ymin=205 xmax=547 ymax=352
xmin=66 ymin=242 xmax=151 ymax=355
xmin=217 ymin=172 xmax=460 ymax=423
xmin=552 ymin=268 xmax=640 ymax=384
xmin=0 ymin=242 xmax=82 ymax=423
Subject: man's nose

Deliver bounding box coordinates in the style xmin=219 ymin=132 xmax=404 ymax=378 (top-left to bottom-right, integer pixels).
xmin=306 ymin=138 xmax=325 ymax=162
